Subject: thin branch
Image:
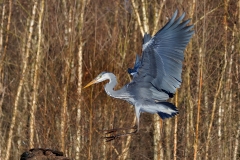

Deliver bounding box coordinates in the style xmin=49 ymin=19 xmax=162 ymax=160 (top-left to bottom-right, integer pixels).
xmin=141 ymin=0 xmax=149 ymax=33
xmin=153 ymin=0 xmax=165 ymax=34
xmin=193 ymin=5 xmax=222 ymax=25
xmin=131 ymin=0 xmax=144 ymax=36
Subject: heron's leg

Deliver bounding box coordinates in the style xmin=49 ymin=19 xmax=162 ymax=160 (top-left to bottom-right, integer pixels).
xmin=103 ymin=107 xmax=141 ymax=142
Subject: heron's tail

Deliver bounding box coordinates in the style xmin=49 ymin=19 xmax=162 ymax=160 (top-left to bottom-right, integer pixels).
xmin=157 ymin=102 xmax=179 ymax=119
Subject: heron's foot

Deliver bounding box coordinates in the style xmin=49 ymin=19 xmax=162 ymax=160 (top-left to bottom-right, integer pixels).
xmin=104 ymin=135 xmax=120 ymax=142
xmin=103 ymin=126 xmax=138 ymax=142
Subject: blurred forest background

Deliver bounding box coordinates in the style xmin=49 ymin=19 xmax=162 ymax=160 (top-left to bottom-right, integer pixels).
xmin=0 ymin=0 xmax=239 ymax=159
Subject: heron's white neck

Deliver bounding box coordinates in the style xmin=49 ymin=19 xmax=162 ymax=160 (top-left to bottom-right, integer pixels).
xmin=104 ymin=73 xmax=123 ymax=98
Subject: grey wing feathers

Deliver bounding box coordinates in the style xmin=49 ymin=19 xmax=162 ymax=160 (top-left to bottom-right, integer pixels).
xmin=143 ymin=33 xmax=151 ymax=45
xmin=128 ymin=54 xmax=141 ymax=76
xmin=156 ymin=102 xmax=179 ymax=119
xmin=128 ymin=33 xmax=151 ymax=76
xmin=139 ymin=100 xmax=178 ymax=119
xmin=133 ymin=10 xmax=194 ymax=94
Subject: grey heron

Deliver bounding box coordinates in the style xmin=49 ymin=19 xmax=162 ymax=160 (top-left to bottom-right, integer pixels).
xmin=84 ymin=10 xmax=194 ymax=141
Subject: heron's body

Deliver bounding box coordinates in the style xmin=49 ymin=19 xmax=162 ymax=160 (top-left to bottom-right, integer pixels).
xmin=84 ymin=10 xmax=194 ymax=141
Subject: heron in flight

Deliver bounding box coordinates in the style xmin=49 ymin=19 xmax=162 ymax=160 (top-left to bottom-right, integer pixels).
xmin=84 ymin=10 xmax=194 ymax=141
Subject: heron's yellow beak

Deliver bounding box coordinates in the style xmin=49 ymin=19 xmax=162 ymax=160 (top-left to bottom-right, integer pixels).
xmin=83 ymin=79 xmax=98 ymax=89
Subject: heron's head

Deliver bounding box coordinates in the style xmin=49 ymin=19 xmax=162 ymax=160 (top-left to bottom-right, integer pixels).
xmin=84 ymin=72 xmax=109 ymax=88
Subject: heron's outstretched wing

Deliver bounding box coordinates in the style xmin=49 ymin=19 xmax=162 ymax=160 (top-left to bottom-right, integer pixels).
xmin=133 ymin=10 xmax=194 ymax=94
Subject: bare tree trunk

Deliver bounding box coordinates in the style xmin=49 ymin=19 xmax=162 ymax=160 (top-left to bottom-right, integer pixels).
xmin=185 ymin=41 xmax=193 ymax=159
xmin=0 ymin=3 xmax=6 ymax=159
xmin=233 ymin=3 xmax=240 ymax=159
xmin=173 ymin=91 xmax=178 ymax=160
xmin=62 ymin=0 xmax=69 ymax=46
xmin=131 ymin=0 xmax=144 ymax=36
xmin=194 ymin=46 xmax=202 ymax=160
xmin=76 ymin=0 xmax=87 ymax=159
xmin=233 ymin=120 xmax=240 ymax=160
xmin=0 ymin=85 xmax=5 ymax=159
xmin=5 ymin=1 xmax=37 ymax=159
xmin=205 ymin=1 xmax=228 ymax=158
xmin=193 ymin=11 xmax=204 ymax=160
xmin=218 ymin=90 xmax=223 ymax=159
xmin=141 ymin=0 xmax=149 ymax=33
xmin=153 ymin=0 xmax=165 ymax=34
xmin=0 ymin=0 xmax=11 ymax=80
xmin=153 ymin=114 xmax=162 ymax=160
xmin=220 ymin=46 xmax=233 ymax=159
xmin=165 ymin=119 xmax=171 ymax=160
xmin=17 ymin=15 xmax=29 ymax=156
xmin=233 ymin=62 xmax=240 ymax=160
xmin=60 ymin=36 xmax=70 ymax=153
xmin=0 ymin=3 xmax=5 ymax=56
xmin=29 ymin=0 xmax=44 ymax=149
xmin=152 ymin=4 xmax=165 ymax=160
xmin=186 ymin=3 xmax=195 ymax=158
xmin=0 ymin=7 xmax=9 ymax=158
xmin=60 ymin=0 xmax=73 ymax=153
